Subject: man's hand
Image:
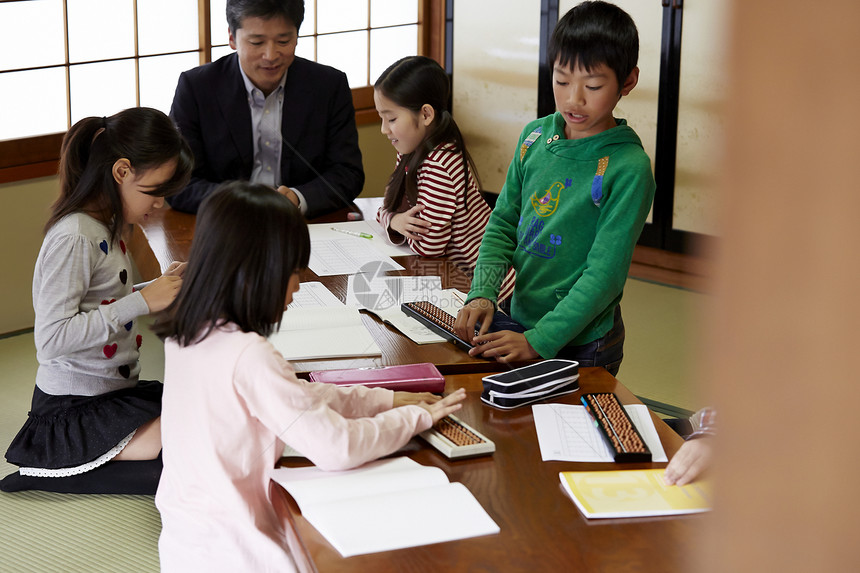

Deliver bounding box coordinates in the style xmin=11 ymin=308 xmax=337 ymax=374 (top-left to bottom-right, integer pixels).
xmin=277 ymin=185 xmax=300 ymax=208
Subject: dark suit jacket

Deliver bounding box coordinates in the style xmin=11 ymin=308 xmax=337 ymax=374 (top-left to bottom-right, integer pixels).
xmin=167 ymin=54 xmax=364 ymax=218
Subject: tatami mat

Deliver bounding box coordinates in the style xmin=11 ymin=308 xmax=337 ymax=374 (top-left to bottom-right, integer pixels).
xmin=0 ymin=278 xmax=707 ymax=571
xmin=0 ymin=323 xmax=164 ymax=573
xmin=619 ymin=278 xmax=706 ymax=413
xmin=0 ymin=492 xmax=161 ymax=573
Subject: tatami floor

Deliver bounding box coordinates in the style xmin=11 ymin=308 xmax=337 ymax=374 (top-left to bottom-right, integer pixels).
xmin=0 ymin=277 xmax=707 ymax=572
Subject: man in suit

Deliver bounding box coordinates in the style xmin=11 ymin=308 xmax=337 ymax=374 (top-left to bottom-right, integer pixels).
xmin=168 ymin=0 xmax=364 ymax=219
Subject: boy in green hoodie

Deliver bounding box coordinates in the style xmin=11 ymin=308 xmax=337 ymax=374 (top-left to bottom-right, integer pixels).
xmin=454 ymin=1 xmax=655 ymax=374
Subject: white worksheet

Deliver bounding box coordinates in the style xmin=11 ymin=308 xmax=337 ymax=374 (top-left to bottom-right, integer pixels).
xmin=287 ymin=281 xmax=344 ymax=309
xmin=307 ymin=238 xmax=404 ymax=276
xmin=345 ymin=275 xmax=443 ymax=311
xmin=345 ymin=276 xmax=467 ymax=344
xmin=307 ymin=221 xmax=414 ymax=257
xmin=532 ymin=403 xmax=668 ymax=462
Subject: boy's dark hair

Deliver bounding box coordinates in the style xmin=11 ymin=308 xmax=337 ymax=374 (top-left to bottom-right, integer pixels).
xmin=548 ymin=1 xmax=639 ymax=89
xmin=50 ymin=107 xmax=193 ymax=243
xmin=374 ymin=56 xmax=481 ymax=212
xmin=154 ymin=181 xmax=311 ymax=345
xmin=227 ymin=0 xmax=304 ymax=35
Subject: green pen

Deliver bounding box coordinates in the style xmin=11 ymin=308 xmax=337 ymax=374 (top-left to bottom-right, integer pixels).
xmin=331 ymin=227 xmax=373 ymax=239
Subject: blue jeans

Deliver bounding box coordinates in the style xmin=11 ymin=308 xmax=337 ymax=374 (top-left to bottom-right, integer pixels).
xmin=490 ymin=305 xmax=625 ymax=377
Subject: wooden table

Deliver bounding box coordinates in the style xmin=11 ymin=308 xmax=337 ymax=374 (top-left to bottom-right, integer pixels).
xmin=129 ymin=197 xmax=702 ymax=570
xmin=128 ymin=198 xmax=495 ymax=373
xmin=128 ymin=205 xmax=197 ymax=282
xmin=130 ymin=197 xmax=392 ymax=281
xmin=277 ymin=368 xmax=701 ymax=572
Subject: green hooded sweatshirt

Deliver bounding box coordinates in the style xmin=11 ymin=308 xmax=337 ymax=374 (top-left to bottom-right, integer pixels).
xmin=469 ymin=112 xmax=656 ymax=358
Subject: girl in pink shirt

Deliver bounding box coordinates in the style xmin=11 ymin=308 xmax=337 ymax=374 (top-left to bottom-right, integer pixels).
xmin=154 ymin=181 xmax=465 ymax=572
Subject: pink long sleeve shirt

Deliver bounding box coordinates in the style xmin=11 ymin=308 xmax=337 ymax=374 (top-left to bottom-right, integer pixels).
xmin=156 ymin=325 xmax=432 ymax=572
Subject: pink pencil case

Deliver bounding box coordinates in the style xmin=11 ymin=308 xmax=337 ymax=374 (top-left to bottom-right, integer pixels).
xmin=308 ymin=363 xmax=445 ymax=393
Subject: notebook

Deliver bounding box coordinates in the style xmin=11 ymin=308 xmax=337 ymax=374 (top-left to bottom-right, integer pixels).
xmin=559 ymin=469 xmax=712 ymax=518
xmin=268 ymin=306 xmax=381 ymax=361
xmin=270 ymin=457 xmax=499 ymax=556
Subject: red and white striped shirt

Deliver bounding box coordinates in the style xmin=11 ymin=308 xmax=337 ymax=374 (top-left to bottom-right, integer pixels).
xmin=377 ymin=143 xmax=515 ymax=301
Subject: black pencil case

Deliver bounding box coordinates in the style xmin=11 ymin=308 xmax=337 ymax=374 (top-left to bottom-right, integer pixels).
xmin=481 ymin=359 xmax=580 ymax=409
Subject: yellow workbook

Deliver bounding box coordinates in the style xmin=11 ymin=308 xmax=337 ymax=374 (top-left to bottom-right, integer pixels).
xmin=559 ymin=469 xmax=712 ymax=519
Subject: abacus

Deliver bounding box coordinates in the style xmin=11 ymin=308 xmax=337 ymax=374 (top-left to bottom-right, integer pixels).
xmin=401 ymin=300 xmax=473 ymax=351
xmin=419 ymin=414 xmax=495 ymax=459
xmin=581 ymin=393 xmax=652 ymax=463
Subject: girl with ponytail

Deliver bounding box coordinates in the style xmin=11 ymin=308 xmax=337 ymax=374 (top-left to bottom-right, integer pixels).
xmin=374 ymin=56 xmax=515 ymax=299
xmin=1 ymin=107 xmax=192 ymax=494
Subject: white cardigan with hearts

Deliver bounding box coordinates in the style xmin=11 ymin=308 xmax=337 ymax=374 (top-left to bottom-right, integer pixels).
xmin=32 ymin=212 xmax=150 ymax=396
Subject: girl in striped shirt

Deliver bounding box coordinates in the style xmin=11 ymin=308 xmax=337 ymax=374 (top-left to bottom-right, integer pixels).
xmin=374 ymin=56 xmax=515 ymax=300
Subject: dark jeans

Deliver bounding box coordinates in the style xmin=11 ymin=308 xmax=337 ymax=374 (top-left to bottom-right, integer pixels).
xmin=490 ymin=305 xmax=625 ymax=377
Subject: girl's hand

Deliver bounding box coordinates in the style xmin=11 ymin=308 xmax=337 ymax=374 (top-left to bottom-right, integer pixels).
xmin=390 ymin=204 xmax=431 ymax=240
xmin=664 ymin=438 xmax=713 ymax=486
xmin=163 ymin=261 xmax=186 ymax=277
xmin=454 ymin=298 xmax=495 ymax=341
xmin=393 ymin=391 xmax=442 ymax=408
xmin=417 ymin=388 xmax=467 ymax=424
xmin=140 ymin=275 xmax=182 ymax=313
xmin=468 ymin=330 xmax=540 ymax=363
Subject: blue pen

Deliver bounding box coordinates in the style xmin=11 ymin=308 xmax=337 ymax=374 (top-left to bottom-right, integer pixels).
xmin=581 ymin=396 xmax=599 ymax=428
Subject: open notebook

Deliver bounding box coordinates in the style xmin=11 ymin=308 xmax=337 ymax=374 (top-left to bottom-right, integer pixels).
xmin=270 ymin=457 xmax=499 ymax=556
xmin=268 ymin=306 xmax=381 ymax=361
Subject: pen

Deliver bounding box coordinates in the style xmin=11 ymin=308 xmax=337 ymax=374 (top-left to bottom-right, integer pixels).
xmin=580 ymin=397 xmax=599 ymax=428
xmin=331 ymin=227 xmax=373 ymax=239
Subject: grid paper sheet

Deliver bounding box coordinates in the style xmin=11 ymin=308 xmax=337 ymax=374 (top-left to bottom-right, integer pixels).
xmin=532 ymin=403 xmax=668 ymax=462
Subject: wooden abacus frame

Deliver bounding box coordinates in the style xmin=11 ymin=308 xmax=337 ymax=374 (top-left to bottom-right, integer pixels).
xmin=581 ymin=392 xmax=652 ymax=463
xmin=401 ymin=301 xmax=473 ymax=351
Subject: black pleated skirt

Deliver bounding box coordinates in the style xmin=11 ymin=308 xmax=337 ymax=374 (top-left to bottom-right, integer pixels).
xmin=4 ymin=380 xmax=162 ymax=470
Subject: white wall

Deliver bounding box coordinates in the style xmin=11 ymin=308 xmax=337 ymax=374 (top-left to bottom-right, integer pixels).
xmin=452 ymin=0 xmax=541 ymax=193
xmin=673 ymin=0 xmax=730 ymax=235
xmin=453 ymin=0 xmax=726 ymax=236
xmin=0 ymin=177 xmax=58 ymax=334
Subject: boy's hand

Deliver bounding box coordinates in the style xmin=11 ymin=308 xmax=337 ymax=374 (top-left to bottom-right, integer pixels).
xmin=390 ymin=204 xmax=431 ymax=240
xmin=416 ymin=388 xmax=467 ymax=424
xmin=393 ymin=391 xmax=441 ymax=408
xmin=140 ymin=275 xmax=182 ymax=313
xmin=454 ymin=297 xmax=494 ymax=341
xmin=468 ymin=330 xmax=539 ymax=363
